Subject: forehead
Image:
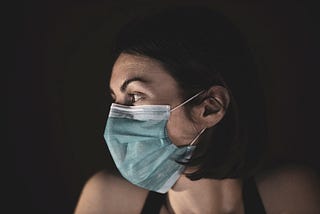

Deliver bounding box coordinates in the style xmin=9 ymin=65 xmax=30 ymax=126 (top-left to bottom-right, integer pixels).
xmin=112 ymin=53 xmax=162 ymax=76
xmin=109 ymin=53 xmax=179 ymax=90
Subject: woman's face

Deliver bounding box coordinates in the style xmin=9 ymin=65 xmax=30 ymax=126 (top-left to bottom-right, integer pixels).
xmin=109 ymin=53 xmax=202 ymax=146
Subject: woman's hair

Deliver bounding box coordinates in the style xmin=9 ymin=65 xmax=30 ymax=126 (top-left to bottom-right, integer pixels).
xmin=110 ymin=6 xmax=268 ymax=180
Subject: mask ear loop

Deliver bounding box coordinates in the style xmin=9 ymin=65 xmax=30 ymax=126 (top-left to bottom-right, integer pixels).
xmin=170 ymin=90 xmax=206 ymax=161
xmin=189 ymin=128 xmax=206 ymax=146
xmin=170 ymin=90 xmax=205 ymax=112
xmin=181 ymin=128 xmax=206 ymax=163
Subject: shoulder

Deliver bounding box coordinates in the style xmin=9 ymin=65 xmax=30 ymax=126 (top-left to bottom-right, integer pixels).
xmin=74 ymin=169 xmax=149 ymax=214
xmin=255 ymin=163 xmax=320 ymax=213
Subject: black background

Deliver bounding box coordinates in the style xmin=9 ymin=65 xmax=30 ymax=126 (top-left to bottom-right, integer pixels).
xmin=12 ymin=0 xmax=319 ymax=213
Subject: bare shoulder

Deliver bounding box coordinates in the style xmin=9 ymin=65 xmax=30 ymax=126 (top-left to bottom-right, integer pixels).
xmin=255 ymin=164 xmax=320 ymax=214
xmin=74 ymin=169 xmax=149 ymax=214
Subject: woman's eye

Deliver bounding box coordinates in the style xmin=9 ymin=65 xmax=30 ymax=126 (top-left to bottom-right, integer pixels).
xmin=129 ymin=93 xmax=143 ymax=103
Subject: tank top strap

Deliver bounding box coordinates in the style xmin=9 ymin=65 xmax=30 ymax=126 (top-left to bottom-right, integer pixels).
xmin=141 ymin=191 xmax=166 ymax=214
xmin=242 ymin=176 xmax=266 ymax=213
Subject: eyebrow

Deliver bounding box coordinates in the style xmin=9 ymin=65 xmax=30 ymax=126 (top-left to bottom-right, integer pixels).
xmin=109 ymin=76 xmax=149 ymax=96
xmin=120 ymin=77 xmax=149 ymax=92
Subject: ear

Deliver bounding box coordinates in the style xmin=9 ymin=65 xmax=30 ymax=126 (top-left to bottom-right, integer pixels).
xmin=192 ymin=86 xmax=230 ymax=128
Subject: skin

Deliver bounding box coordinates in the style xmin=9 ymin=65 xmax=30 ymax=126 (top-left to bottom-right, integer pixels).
xmin=75 ymin=53 xmax=320 ymax=214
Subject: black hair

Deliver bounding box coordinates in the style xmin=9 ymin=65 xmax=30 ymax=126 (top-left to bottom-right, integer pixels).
xmin=111 ymin=6 xmax=268 ymax=180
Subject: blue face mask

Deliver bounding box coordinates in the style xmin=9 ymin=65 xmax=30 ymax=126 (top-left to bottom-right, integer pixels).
xmin=104 ymin=92 xmax=205 ymax=193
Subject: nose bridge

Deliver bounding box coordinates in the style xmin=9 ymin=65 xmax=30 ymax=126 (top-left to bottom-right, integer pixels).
xmin=114 ymin=95 xmax=127 ymax=105
xmin=110 ymin=80 xmax=127 ymax=105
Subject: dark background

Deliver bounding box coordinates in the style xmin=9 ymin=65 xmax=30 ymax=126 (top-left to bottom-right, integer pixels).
xmin=12 ymin=0 xmax=319 ymax=213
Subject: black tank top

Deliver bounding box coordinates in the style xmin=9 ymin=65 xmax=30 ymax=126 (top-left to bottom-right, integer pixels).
xmin=141 ymin=177 xmax=266 ymax=214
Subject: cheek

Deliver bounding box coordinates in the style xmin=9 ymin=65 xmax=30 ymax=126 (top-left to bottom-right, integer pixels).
xmin=166 ymin=109 xmax=195 ymax=146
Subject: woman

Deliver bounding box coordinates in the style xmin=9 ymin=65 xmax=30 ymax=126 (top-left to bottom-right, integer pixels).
xmin=75 ymin=6 xmax=320 ymax=213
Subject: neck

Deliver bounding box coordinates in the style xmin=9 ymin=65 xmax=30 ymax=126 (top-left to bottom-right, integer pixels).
xmin=166 ymin=175 xmax=244 ymax=214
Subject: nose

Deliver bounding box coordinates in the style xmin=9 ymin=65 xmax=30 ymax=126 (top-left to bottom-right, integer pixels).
xmin=113 ymin=94 xmax=130 ymax=106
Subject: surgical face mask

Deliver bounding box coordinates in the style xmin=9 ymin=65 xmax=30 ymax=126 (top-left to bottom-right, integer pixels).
xmin=104 ymin=91 xmax=205 ymax=193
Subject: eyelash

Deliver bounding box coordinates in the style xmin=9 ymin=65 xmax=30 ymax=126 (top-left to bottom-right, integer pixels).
xmin=128 ymin=93 xmax=144 ymax=104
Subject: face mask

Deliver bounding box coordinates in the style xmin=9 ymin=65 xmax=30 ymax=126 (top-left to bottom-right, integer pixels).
xmin=104 ymin=91 xmax=205 ymax=193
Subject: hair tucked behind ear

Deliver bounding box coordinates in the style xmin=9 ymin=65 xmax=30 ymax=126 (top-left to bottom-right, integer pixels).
xmin=111 ymin=5 xmax=268 ymax=180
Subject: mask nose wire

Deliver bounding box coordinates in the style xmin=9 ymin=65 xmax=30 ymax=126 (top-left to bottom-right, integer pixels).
xmin=170 ymin=90 xmax=205 ymax=112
